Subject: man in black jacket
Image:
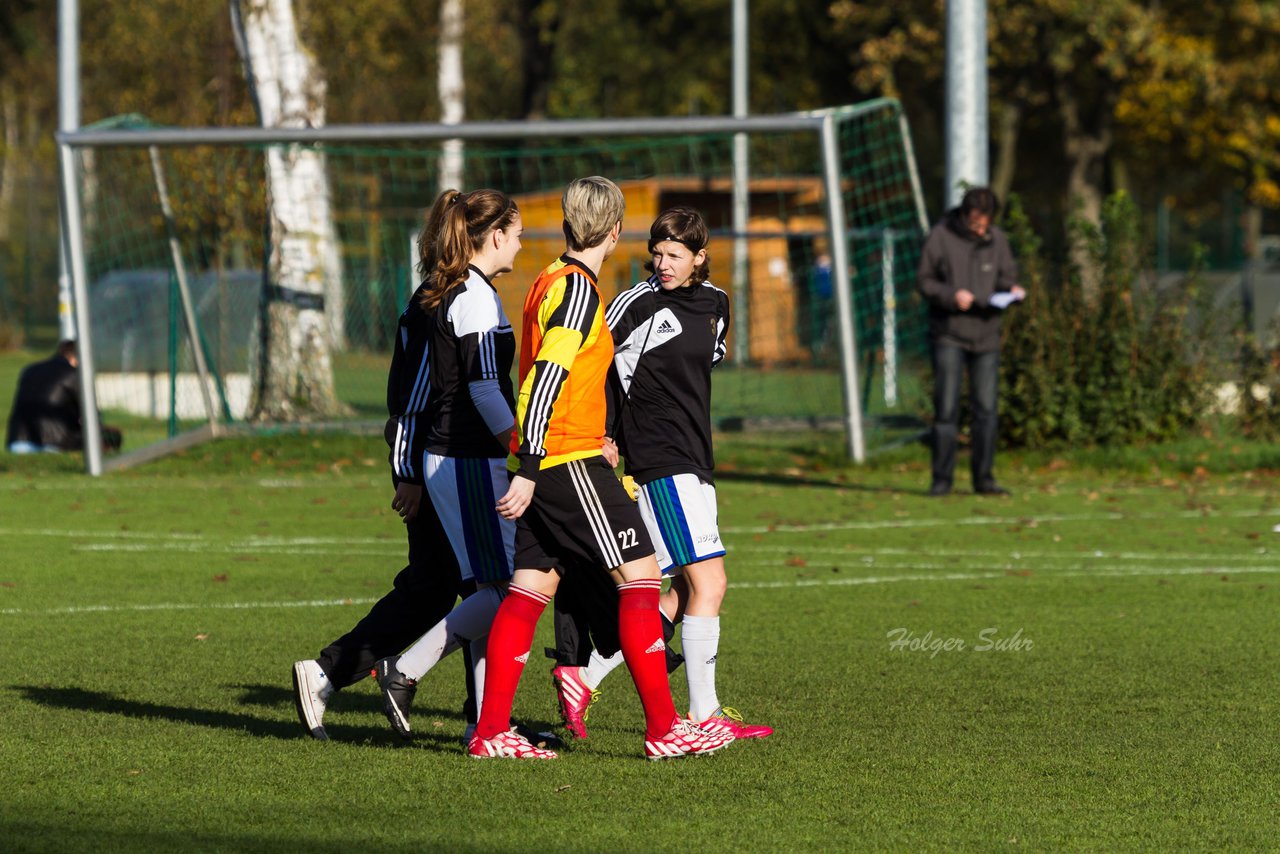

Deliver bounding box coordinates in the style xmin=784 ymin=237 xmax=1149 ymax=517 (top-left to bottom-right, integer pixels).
xmin=917 ymin=188 xmax=1024 ymax=496
xmin=5 ymin=341 xmax=121 ymax=454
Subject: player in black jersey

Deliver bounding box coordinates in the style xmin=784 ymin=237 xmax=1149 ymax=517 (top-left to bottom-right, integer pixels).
xmin=551 ymin=207 xmax=773 ymax=741
xmin=370 ymin=189 xmax=540 ymax=744
xmin=290 ymin=191 xmax=478 ymax=741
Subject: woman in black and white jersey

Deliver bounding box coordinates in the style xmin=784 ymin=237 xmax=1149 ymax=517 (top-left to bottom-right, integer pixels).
xmin=551 ymin=207 xmax=773 ymax=741
xmin=290 ymin=191 xmax=477 ymax=742
xmin=372 ymin=188 xmax=527 ymax=742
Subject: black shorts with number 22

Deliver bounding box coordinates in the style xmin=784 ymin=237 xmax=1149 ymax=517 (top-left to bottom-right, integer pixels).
xmin=514 ymin=456 xmax=654 ymax=574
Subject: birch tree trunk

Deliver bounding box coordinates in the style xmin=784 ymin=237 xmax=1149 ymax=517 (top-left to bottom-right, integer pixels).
xmin=438 ymin=0 xmax=465 ymax=192
xmin=231 ymin=0 xmax=350 ymax=422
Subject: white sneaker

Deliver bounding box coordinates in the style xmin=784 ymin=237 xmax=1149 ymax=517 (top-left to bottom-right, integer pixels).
xmin=291 ymin=660 xmax=333 ymax=741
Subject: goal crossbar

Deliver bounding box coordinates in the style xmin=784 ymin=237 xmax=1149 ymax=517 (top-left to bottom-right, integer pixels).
xmin=57 ymin=100 xmax=928 ymax=475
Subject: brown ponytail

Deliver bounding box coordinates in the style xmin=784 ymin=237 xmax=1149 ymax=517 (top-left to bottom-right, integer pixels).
xmin=418 ymin=188 xmax=519 ymax=310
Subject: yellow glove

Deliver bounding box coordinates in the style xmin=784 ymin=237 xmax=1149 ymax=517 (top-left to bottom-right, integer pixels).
xmin=621 ymin=475 xmax=639 ymax=502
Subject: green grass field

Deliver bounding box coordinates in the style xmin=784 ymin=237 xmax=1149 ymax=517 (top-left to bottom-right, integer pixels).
xmin=3 ymin=350 xmax=1280 ymax=850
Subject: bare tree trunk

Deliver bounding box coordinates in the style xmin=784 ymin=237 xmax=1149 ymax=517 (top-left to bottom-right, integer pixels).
xmin=1057 ymin=81 xmax=1111 ymax=303
xmin=991 ymin=101 xmax=1019 ymax=208
xmin=231 ymin=0 xmax=350 ymax=421
xmin=439 ymin=0 xmax=465 ymax=192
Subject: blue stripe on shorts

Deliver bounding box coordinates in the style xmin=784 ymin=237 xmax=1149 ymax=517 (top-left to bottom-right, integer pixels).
xmin=454 ymin=458 xmax=509 ymax=584
xmin=648 ymin=476 xmax=697 ymax=568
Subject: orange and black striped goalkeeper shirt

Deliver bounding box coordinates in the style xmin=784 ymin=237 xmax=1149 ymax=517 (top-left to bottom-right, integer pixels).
xmin=509 ymin=254 xmax=613 ymax=481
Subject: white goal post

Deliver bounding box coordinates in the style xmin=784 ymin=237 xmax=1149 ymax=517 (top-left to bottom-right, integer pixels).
xmin=57 ymin=102 xmax=929 ymax=475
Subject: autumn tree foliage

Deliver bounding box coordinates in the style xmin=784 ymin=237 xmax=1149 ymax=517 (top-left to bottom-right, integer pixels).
xmin=832 ymin=0 xmax=1280 ymax=293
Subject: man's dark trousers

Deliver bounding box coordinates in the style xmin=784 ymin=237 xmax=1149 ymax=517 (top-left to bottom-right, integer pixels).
xmin=930 ymin=342 xmax=999 ymax=492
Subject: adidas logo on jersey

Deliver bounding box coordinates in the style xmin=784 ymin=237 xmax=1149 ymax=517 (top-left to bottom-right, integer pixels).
xmin=645 ymin=638 xmax=666 ymax=654
xmin=656 ymin=320 xmax=676 ymax=334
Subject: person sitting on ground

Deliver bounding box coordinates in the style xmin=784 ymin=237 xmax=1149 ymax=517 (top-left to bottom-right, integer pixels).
xmin=6 ymin=340 xmax=122 ymax=454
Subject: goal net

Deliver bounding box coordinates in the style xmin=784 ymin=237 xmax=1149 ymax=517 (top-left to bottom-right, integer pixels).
xmin=58 ymin=100 xmax=929 ymax=474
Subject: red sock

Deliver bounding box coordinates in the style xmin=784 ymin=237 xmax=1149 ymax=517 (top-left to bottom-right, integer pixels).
xmin=618 ymin=579 xmax=678 ymax=739
xmin=475 ymin=585 xmax=548 ymax=740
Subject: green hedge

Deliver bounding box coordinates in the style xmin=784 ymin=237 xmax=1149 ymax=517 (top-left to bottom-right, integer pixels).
xmin=999 ymin=191 xmax=1220 ymax=449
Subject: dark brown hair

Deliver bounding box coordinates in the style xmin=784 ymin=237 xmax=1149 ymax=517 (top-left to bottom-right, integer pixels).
xmin=644 ymin=206 xmax=710 ymax=286
xmin=960 ymin=187 xmax=1000 ymax=218
xmin=417 ymin=188 xmax=519 ymax=310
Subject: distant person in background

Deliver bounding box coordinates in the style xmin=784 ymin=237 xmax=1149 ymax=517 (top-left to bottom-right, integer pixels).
xmin=808 ymin=250 xmax=834 ymax=360
xmin=5 ymin=340 xmax=122 ymax=454
xmin=917 ymin=187 xmax=1024 ymax=497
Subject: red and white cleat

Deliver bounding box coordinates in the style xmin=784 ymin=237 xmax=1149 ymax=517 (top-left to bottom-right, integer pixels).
xmin=644 ymin=718 xmax=735 ymax=760
xmin=693 ymin=706 xmax=774 ymax=739
xmin=551 ymin=665 xmax=600 ymax=740
xmin=468 ymin=727 xmax=559 ymax=760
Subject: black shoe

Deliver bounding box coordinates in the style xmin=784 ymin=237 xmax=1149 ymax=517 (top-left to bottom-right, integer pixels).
xmin=371 ymin=656 xmax=417 ymax=739
xmin=975 ymin=483 xmax=1010 ymax=496
xmin=928 ymin=482 xmax=952 ymax=496
xmin=512 ymin=721 xmax=564 ymax=750
xmin=460 ymin=721 xmax=565 ymax=750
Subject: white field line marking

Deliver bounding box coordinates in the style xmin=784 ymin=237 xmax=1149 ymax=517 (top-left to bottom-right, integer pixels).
xmin=0 ymin=478 xmax=377 ymax=491
xmin=63 ymin=541 xmax=1280 ymax=566
xmin=4 ymin=563 xmax=1278 ymax=618
xmin=0 ymin=597 xmax=381 ymax=617
xmin=0 ymin=528 xmax=397 ymax=546
xmin=71 ymin=544 xmax=402 ymax=557
xmin=727 ymin=563 xmax=1280 ymax=589
xmin=722 ymin=508 xmax=1280 ymax=535
xmin=6 ymin=504 xmax=1277 ymax=547
xmin=0 ymin=528 xmax=208 ymax=540
xmin=741 ymin=545 xmax=1279 ymax=563
xmin=3 ymin=524 xmax=1274 ymax=566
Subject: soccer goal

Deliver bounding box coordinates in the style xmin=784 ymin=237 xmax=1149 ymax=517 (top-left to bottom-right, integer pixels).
xmin=57 ymin=99 xmax=930 ymax=475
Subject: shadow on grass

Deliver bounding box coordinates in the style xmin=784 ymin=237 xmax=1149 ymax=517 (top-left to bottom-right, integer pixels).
xmin=0 ymin=821 xmax=424 ymax=854
xmin=16 ymin=683 xmax=564 ymax=753
xmin=14 ymin=683 xmax=466 ymax=749
xmin=715 ymin=469 xmax=929 ymax=496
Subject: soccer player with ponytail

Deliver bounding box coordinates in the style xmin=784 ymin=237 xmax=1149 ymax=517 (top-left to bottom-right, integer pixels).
xmin=290 ymin=191 xmax=479 ymax=741
xmin=370 ymin=188 xmax=535 ymax=743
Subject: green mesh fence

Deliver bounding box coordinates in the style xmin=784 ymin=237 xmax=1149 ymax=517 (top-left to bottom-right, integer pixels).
xmin=67 ymin=101 xmax=929 ymax=462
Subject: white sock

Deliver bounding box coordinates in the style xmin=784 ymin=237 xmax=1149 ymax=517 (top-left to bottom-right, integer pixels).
xmin=682 ymin=614 xmax=721 ymax=722
xmin=469 ymin=635 xmax=487 ymax=723
xmin=577 ymin=604 xmax=675 ymax=690
xmin=397 ymin=586 xmax=504 ymax=680
xmin=580 ymin=648 xmax=623 ymax=690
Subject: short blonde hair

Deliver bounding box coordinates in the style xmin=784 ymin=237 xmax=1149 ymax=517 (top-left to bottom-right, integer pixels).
xmin=561 ymin=176 xmax=625 ymax=251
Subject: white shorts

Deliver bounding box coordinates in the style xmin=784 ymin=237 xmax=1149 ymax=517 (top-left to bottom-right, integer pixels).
xmin=425 ymin=453 xmax=515 ymax=585
xmin=636 ymin=473 xmax=725 ymax=575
